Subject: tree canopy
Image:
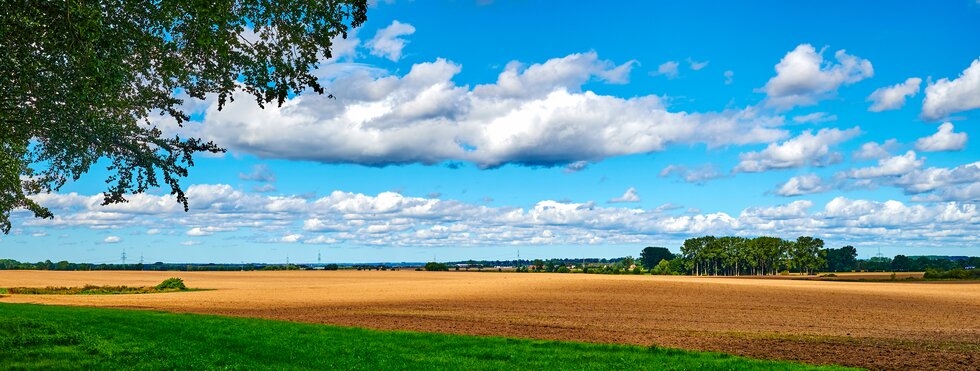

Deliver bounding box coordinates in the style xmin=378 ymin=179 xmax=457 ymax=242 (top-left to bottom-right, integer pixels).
xmin=0 ymin=0 xmax=368 ymax=233
xmin=639 ymin=246 xmax=674 ymax=271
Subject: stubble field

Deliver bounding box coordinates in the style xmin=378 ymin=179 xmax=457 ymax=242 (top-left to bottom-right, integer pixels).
xmin=1 ymin=270 xmax=977 ymax=370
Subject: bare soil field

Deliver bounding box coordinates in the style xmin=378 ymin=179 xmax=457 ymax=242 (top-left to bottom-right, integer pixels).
xmin=1 ymin=270 xmax=977 ymax=370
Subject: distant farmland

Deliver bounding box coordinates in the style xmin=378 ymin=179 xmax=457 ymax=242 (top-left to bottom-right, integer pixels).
xmin=1 ymin=270 xmax=977 ymax=369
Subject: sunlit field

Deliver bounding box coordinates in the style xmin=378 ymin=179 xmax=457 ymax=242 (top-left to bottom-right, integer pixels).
xmin=2 ymin=270 xmax=977 ymax=369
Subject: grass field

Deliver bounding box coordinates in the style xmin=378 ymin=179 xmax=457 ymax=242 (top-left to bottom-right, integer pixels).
xmin=2 ymin=270 xmax=977 ymax=369
xmin=0 ymin=303 xmax=849 ymax=370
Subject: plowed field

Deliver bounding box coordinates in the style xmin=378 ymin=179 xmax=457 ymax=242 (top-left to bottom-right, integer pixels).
xmin=2 ymin=270 xmax=977 ymax=370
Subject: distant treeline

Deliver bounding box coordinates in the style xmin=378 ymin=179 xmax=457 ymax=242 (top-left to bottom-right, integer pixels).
xmin=0 ymin=259 xmax=403 ymax=272
xmin=441 ymin=236 xmax=979 ymax=276
xmin=0 ymin=260 xmax=304 ymax=271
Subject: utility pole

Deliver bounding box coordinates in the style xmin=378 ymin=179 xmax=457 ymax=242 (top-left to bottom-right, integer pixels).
xmin=317 ymin=251 xmax=322 ymax=265
xmin=121 ymin=248 xmax=127 ymax=266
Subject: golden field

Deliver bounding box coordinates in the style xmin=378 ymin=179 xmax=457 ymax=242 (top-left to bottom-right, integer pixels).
xmin=1 ymin=270 xmax=977 ymax=369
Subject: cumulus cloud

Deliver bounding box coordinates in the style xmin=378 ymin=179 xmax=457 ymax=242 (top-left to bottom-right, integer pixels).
xmin=734 ymin=127 xmax=861 ymax=172
xmin=921 ymin=58 xmax=980 ymax=120
xmin=852 ymin=139 xmax=899 ymax=161
xmin=280 ymin=234 xmax=303 ymax=243
xmin=687 ymin=58 xmax=709 ymax=71
xmin=652 ymin=61 xmax=680 ymax=78
xmin=845 ymin=151 xmax=924 ymax=178
xmin=892 ymin=161 xmax=980 ymax=199
xmin=775 ymin=174 xmax=832 ymax=196
xmin=760 ymin=44 xmax=873 ymax=109
xmin=239 ymin=164 xmax=277 ymax=183
xmin=867 ymin=77 xmax=921 ymax=112
xmin=17 ymin=184 xmax=980 ymax=248
xmin=608 ymin=187 xmax=641 ymax=203
xmin=187 ymin=226 xmax=237 ymax=236
xmin=724 ymin=70 xmax=734 ymax=85
xmin=366 ymin=20 xmax=416 ymax=61
xmin=833 ymin=150 xmax=979 ymax=201
xmin=792 ymin=112 xmax=837 ymax=124
xmin=659 ymin=164 xmax=725 ymax=184
xmin=103 ymin=236 xmax=121 ymax=244
xmin=192 ymin=52 xmax=786 ymax=168
xmin=915 ymin=122 xmax=968 ymax=152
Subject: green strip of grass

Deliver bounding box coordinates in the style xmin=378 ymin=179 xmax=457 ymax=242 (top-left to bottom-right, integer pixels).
xmin=2 ymin=285 xmax=201 ymax=295
xmin=0 ymin=303 xmax=853 ymax=370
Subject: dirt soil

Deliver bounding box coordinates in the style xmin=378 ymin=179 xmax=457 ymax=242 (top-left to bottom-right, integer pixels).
xmin=1 ymin=270 xmax=977 ymax=370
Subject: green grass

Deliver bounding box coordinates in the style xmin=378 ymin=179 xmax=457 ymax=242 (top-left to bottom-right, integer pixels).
xmin=0 ymin=285 xmax=201 ymax=295
xmin=0 ymin=303 xmax=854 ymax=370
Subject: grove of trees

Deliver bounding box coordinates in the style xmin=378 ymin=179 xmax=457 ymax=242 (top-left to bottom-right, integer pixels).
xmin=680 ymin=236 xmax=825 ymax=276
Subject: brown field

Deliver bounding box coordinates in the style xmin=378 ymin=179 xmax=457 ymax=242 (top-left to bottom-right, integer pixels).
xmin=2 ymin=270 xmax=977 ymax=370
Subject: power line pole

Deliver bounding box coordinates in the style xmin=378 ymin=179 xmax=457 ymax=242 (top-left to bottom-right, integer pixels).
xmin=121 ymin=248 xmax=127 ymax=266
xmin=317 ymin=251 xmax=322 ymax=265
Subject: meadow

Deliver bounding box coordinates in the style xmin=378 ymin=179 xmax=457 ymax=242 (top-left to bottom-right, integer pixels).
xmin=0 ymin=303 xmax=848 ymax=370
xmin=1 ymin=270 xmax=977 ymax=369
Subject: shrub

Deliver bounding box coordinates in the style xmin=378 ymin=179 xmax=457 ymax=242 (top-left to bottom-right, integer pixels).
xmin=155 ymin=278 xmax=186 ymax=290
xmin=423 ymin=262 xmax=449 ymax=271
xmin=779 ymin=270 xmax=790 ymax=276
xmin=631 ymin=266 xmax=643 ymax=275
xmin=556 ymin=266 xmax=570 ymax=273
xmin=925 ymin=268 xmax=979 ymax=279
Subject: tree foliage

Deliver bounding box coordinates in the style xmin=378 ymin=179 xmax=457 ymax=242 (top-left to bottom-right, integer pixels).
xmin=0 ymin=0 xmax=368 ymax=233
xmin=639 ymin=247 xmax=674 ymax=271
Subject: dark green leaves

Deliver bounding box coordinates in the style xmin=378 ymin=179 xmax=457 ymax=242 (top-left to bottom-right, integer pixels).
xmin=0 ymin=0 xmax=368 ymax=233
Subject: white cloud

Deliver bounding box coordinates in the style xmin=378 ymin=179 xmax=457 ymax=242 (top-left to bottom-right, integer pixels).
xmin=608 ymin=187 xmax=640 ymax=203
xmin=239 ymin=164 xmax=277 ymax=183
xmin=194 ymin=52 xmax=787 ymax=168
xmin=893 ymin=161 xmax=980 ymax=198
xmin=652 ymin=61 xmax=680 ymax=79
xmin=915 ymin=122 xmax=967 ymax=152
xmin=775 ymin=174 xmax=832 ymax=196
xmin=852 ymin=139 xmax=899 ymax=161
xmin=761 ymin=44 xmax=873 ymax=109
xmin=18 ymin=184 xmax=980 ymax=248
xmin=103 ymin=236 xmax=121 ymax=244
xmin=867 ymin=77 xmax=921 ymax=112
xmin=921 ymin=58 xmax=980 ymax=120
xmin=366 ymin=20 xmax=416 ymax=61
xmin=187 ymin=226 xmax=237 ymax=237
xmin=792 ymin=112 xmax=837 ymax=124
xmin=687 ymin=58 xmax=709 ymax=71
xmin=280 ymin=234 xmax=303 ymax=243
xmin=735 ymin=127 xmax=861 ymax=172
xmin=252 ymin=184 xmax=278 ymax=193
xmin=845 ymin=151 xmax=924 ymax=178
xmin=659 ymin=164 xmax=725 ymax=184
xmin=724 ymin=70 xmax=734 ymax=85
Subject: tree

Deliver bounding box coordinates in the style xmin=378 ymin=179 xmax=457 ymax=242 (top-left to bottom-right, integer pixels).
xmin=825 ymin=246 xmax=858 ymax=272
xmin=533 ymin=259 xmax=544 ymax=272
xmin=792 ymin=236 xmax=824 ymax=275
xmin=651 ymin=259 xmax=673 ymax=275
xmin=1 ymin=1 xmax=369 ymax=233
xmin=681 ymin=236 xmax=716 ymax=276
xmin=423 ymin=262 xmax=449 ymax=271
xmin=639 ymin=247 xmax=674 ymax=272
xmin=891 ymin=255 xmax=912 ymax=272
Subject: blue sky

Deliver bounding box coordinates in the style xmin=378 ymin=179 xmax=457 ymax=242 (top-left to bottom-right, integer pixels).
xmin=4 ymin=0 xmax=979 ymax=263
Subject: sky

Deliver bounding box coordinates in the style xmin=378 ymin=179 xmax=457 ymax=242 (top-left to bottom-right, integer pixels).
xmin=3 ymin=0 xmax=980 ymax=264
